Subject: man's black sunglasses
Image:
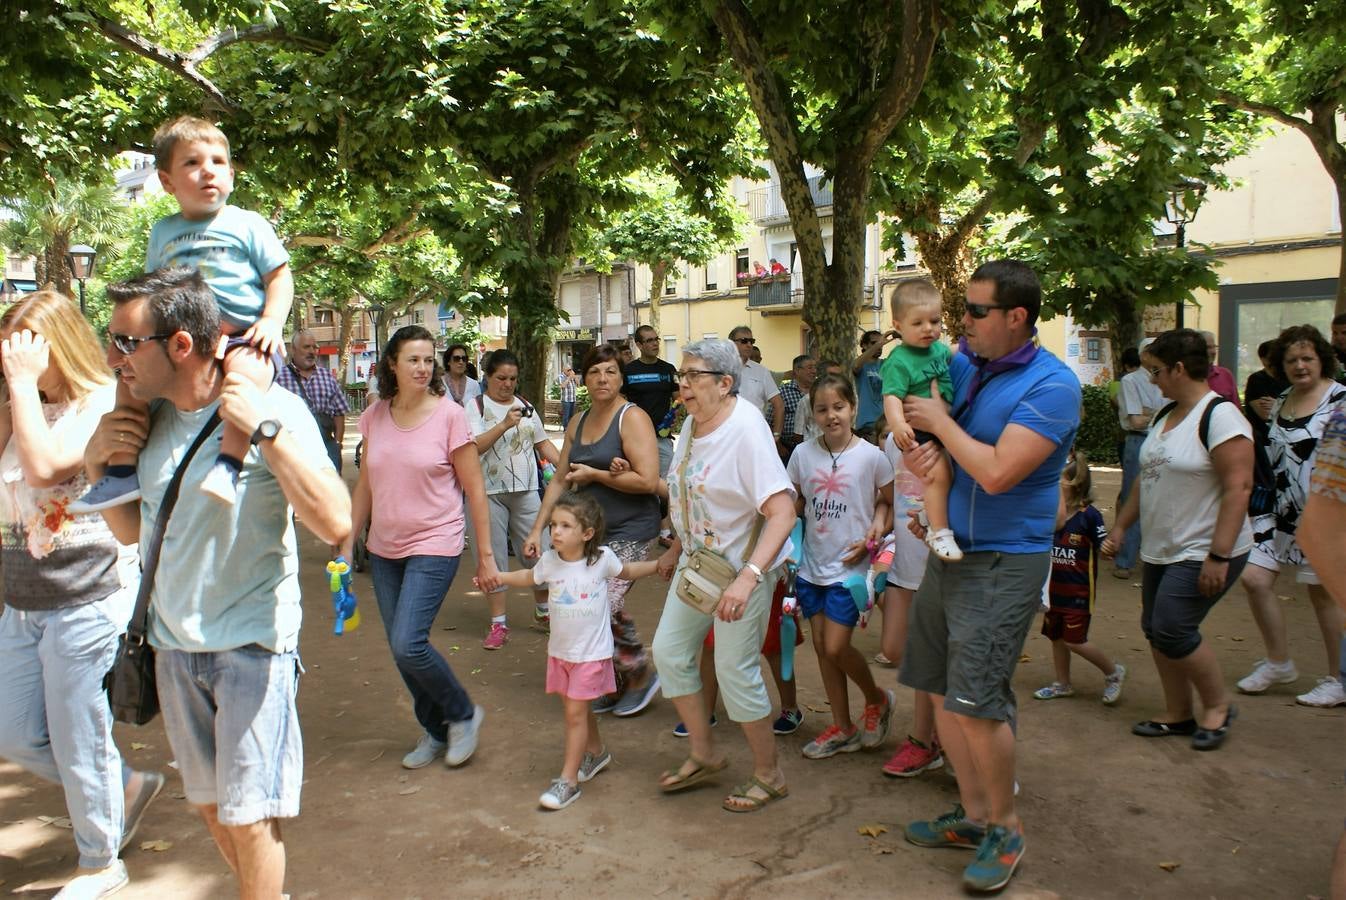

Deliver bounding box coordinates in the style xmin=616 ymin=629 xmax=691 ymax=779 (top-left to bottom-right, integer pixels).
xmin=965 ymin=302 xmax=1013 ymax=320
xmin=110 ymin=332 xmax=174 ymax=355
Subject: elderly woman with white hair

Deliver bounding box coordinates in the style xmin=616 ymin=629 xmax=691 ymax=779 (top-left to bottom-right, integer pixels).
xmin=652 ymin=338 xmax=797 ymax=812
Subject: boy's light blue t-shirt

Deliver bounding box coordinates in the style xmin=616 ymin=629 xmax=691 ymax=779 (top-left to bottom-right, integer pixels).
xmin=146 ymin=205 xmax=289 ymax=329
xmin=139 ymin=385 xmax=332 ymax=653
xmin=945 ymin=349 xmax=1081 ymax=553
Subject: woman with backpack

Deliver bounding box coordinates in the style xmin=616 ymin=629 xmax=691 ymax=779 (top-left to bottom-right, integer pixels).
xmin=1102 ymin=328 xmax=1254 ymax=751
xmin=465 ymin=350 xmax=561 ymax=649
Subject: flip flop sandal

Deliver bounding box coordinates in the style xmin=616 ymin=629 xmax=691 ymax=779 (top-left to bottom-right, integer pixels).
xmin=659 ymin=755 xmax=728 ymax=793
xmin=722 ymin=776 xmax=789 ymax=813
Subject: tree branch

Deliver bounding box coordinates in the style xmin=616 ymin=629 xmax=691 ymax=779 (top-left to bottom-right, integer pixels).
xmin=288 ymin=235 xmax=343 ymax=249
xmin=82 ymin=12 xmax=238 ymax=114
xmin=188 ymin=24 xmax=328 ymax=64
xmin=851 ymin=0 xmax=942 ymax=169
xmin=1216 ymin=91 xmax=1311 ymax=133
xmin=945 ymin=118 xmax=1047 ymax=249
xmin=710 ymin=0 xmax=824 ymax=266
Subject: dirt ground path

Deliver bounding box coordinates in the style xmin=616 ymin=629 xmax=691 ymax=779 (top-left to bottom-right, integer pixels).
xmin=2 ymin=462 xmax=1342 ymax=899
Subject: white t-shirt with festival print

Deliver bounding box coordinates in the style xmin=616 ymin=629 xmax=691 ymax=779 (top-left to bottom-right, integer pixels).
xmin=533 ymin=547 xmax=622 ymax=663
xmin=788 ymin=437 xmax=893 ymax=585
xmin=668 ymin=397 xmax=795 ymax=572
xmin=466 ymin=394 xmax=548 ymax=495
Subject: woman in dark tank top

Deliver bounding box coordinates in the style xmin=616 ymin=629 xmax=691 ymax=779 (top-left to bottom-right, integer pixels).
xmin=524 ymin=344 xmax=663 ymax=717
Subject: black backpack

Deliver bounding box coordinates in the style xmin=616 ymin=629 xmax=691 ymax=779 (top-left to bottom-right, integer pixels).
xmin=1153 ymin=396 xmax=1233 ymax=451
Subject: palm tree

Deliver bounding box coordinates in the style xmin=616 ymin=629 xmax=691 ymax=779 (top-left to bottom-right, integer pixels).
xmin=0 ymin=174 xmax=127 ymax=298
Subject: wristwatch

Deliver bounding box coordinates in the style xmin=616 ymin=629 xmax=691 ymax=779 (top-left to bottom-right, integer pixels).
xmin=251 ymin=419 xmax=281 ymax=446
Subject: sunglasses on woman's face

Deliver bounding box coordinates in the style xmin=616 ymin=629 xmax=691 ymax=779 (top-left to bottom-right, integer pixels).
xmin=449 ymin=355 xmax=467 ymax=362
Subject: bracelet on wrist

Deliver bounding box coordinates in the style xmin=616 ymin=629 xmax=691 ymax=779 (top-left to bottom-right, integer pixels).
xmin=1206 ymin=551 xmax=1231 ymax=563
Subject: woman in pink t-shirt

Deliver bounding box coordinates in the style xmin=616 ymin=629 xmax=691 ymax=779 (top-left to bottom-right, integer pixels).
xmin=342 ymin=326 xmax=500 ymax=770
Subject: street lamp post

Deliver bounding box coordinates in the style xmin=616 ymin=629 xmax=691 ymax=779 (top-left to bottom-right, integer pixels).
xmin=366 ymin=304 xmax=385 ymax=359
xmin=1164 ymin=180 xmax=1206 ymax=330
xmin=67 ymin=244 xmax=98 ymax=315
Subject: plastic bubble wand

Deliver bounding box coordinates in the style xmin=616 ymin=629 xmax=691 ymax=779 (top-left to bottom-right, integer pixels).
xmin=779 ymin=518 xmax=806 ymax=682
xmin=327 ymin=556 xmax=361 ymax=635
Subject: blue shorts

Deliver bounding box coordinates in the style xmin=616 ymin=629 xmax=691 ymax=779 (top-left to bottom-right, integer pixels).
xmin=797 ymin=577 xmax=860 ymax=628
xmin=156 ymin=645 xmax=303 ymax=825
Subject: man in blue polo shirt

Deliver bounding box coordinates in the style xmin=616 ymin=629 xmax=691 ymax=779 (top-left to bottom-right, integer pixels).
xmin=898 ymin=260 xmax=1081 ymax=894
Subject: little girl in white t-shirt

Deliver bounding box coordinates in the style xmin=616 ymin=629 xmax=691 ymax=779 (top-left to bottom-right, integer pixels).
xmin=786 ymin=374 xmax=897 ymax=760
xmin=492 ymin=491 xmax=657 ymax=810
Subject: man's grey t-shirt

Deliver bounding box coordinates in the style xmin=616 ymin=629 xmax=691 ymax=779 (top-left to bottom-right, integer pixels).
xmin=139 ymin=384 xmax=333 ymax=653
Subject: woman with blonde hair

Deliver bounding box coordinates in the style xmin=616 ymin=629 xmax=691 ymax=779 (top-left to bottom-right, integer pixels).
xmin=0 ymin=292 xmax=163 ymax=898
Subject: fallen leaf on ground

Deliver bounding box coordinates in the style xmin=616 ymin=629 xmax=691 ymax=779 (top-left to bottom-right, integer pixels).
xmin=38 ymin=815 xmax=72 ymax=829
xmin=398 ymin=786 xmax=421 ymax=796
xmin=1231 ymin=636 xmax=1245 ymax=642
xmin=868 ymin=844 xmax=895 ymax=855
xmin=140 ymin=840 xmax=173 ymax=852
xmin=857 ymin=824 xmax=888 ymax=838
xmin=471 ymin=668 xmax=482 ymax=675
xmin=1157 ymin=861 xmax=1181 ymax=872
xmin=130 ymin=742 xmax=148 ymax=750
xmin=804 ymin=704 xmax=828 ymax=713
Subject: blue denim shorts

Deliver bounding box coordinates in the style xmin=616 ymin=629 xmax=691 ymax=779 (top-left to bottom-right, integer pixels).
xmin=797 ymin=577 xmax=860 ymax=628
xmin=156 ymin=645 xmax=303 ymax=825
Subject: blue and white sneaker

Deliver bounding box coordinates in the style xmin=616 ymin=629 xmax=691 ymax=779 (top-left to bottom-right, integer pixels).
xmin=70 ymin=473 xmax=141 ymax=515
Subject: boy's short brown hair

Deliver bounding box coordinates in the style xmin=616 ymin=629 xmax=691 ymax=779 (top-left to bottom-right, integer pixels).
xmin=891 ymin=278 xmax=941 ymax=319
xmin=153 ymin=116 xmax=231 ymax=170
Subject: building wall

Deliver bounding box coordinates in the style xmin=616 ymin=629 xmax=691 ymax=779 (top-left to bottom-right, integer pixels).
xmin=1188 ymin=125 xmax=1340 ymax=387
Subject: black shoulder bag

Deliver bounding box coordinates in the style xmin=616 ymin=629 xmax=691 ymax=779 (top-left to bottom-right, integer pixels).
xmin=105 ymin=411 xmax=222 ymax=725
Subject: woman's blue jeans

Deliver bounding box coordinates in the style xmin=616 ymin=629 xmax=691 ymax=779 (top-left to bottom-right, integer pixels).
xmin=369 ymin=554 xmax=473 ymax=740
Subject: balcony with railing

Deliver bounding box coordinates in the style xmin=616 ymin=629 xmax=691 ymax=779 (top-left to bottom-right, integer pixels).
xmin=746 ymin=274 xmax=802 ymax=310
xmin=747 ymin=176 xmax=834 ymax=226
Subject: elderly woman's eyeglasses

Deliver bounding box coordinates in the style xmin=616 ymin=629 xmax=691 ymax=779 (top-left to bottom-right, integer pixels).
xmin=110 ymin=332 xmax=173 ymax=355
xmin=676 ymin=369 xmax=724 ymax=385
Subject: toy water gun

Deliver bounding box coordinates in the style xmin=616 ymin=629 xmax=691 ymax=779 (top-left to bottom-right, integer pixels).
xmin=841 ymin=535 xmax=896 ymax=629
xmin=327 ymin=557 xmax=361 ymax=635
xmin=779 ymin=518 xmax=806 ymax=682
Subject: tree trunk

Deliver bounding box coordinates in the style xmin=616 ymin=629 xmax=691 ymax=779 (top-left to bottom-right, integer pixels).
xmin=44 ymin=232 xmax=73 ymax=299
xmin=337 ymin=306 xmax=356 ymax=387
xmin=1106 ymin=293 xmax=1143 ymax=365
xmin=804 ymin=166 xmax=869 ymax=365
xmin=1336 ymin=185 xmax=1346 ymax=314
xmin=648 ymin=259 xmax=668 ymax=334
xmin=504 ymin=181 xmax=574 ymax=406
xmin=909 ymin=215 xmax=976 ymax=339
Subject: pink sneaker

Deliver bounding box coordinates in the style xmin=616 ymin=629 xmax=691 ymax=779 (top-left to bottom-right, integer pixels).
xmin=882 ymin=736 xmax=944 ymax=778
xmin=483 ymin=622 xmax=509 ymax=650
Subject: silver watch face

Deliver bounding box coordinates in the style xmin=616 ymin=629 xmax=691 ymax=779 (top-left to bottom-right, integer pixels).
xmin=256 ymin=419 xmax=281 ymax=441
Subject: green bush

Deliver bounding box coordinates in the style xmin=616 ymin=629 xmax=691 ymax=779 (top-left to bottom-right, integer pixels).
xmin=1075 ymin=384 xmax=1121 ymax=465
